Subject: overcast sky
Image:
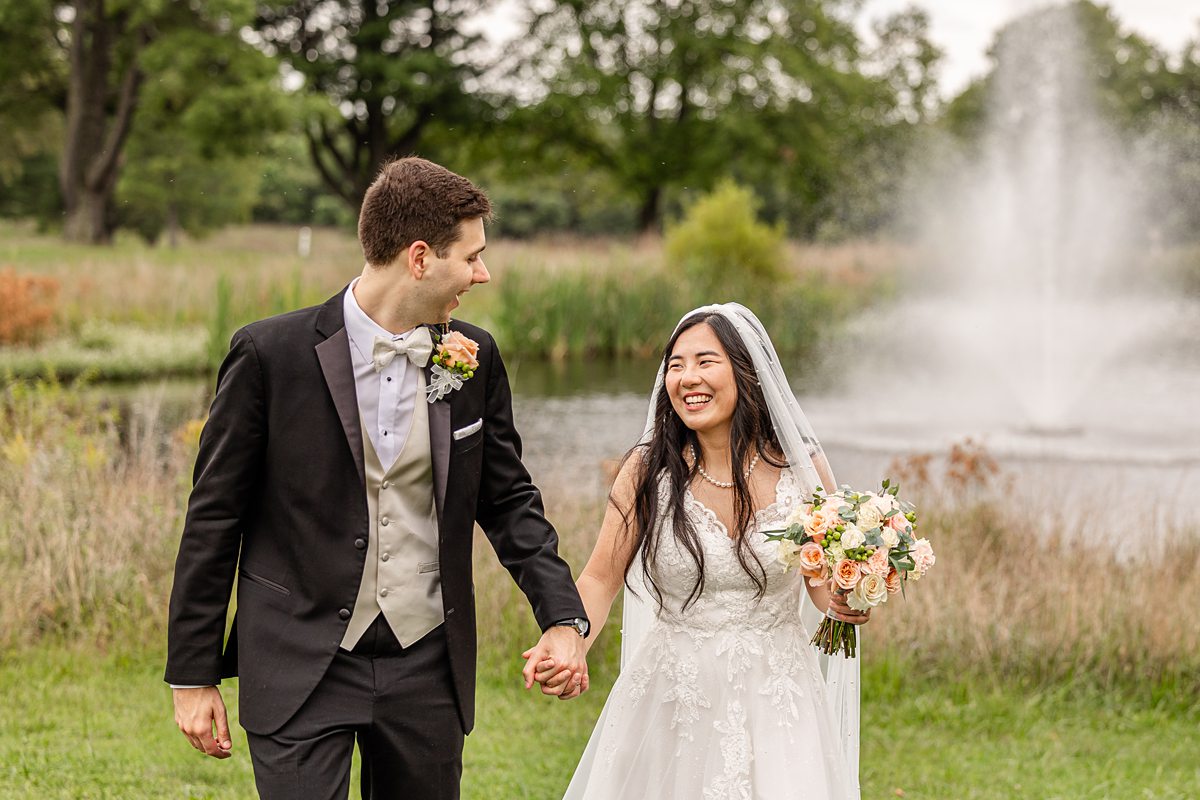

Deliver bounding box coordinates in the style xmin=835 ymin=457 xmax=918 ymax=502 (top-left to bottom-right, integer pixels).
xmin=859 ymin=0 xmax=1200 ymax=95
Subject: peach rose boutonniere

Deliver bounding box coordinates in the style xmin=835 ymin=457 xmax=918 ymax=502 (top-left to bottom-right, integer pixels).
xmin=426 ymin=328 xmax=480 ymax=403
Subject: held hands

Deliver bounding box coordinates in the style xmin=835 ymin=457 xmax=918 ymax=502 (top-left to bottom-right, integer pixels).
xmin=173 ymin=686 xmax=233 ymax=759
xmin=521 ymin=626 xmax=589 ymax=701
xmin=826 ymin=588 xmax=871 ymax=625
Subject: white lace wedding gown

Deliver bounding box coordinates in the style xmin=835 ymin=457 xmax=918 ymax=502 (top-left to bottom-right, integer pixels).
xmin=563 ymin=468 xmax=857 ymax=800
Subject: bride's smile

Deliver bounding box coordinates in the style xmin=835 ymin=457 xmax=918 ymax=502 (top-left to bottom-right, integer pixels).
xmin=666 ymin=323 xmax=739 ymax=435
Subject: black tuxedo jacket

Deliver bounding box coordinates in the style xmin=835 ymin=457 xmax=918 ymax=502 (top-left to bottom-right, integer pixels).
xmin=165 ymin=289 xmax=587 ymax=735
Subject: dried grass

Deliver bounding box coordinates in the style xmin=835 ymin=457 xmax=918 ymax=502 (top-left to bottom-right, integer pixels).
xmin=2 ymin=379 xmax=1194 ymax=700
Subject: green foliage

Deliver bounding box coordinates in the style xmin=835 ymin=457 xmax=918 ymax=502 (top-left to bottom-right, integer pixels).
xmin=0 ymin=325 xmax=208 ymax=381
xmin=665 ymin=181 xmax=786 ymax=295
xmin=493 ymin=258 xmax=859 ymax=361
xmin=254 ymin=1 xmax=497 ymax=210
xmin=115 ymin=12 xmax=289 ymax=243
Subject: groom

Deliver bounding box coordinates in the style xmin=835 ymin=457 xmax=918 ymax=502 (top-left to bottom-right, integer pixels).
xmin=165 ymin=157 xmax=589 ymax=799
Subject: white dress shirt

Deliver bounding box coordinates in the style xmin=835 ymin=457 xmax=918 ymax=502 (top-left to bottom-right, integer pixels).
xmin=342 ymin=277 xmax=421 ymax=469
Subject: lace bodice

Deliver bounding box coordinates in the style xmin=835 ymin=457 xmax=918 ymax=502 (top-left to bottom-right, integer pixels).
xmin=645 ymin=467 xmax=808 ymax=638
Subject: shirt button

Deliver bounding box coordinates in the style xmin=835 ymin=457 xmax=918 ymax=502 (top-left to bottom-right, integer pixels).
xmin=381 ymin=553 xmax=390 ymax=562
xmin=354 ymin=538 xmax=366 ymax=550
xmin=380 ymin=517 xmax=389 ymax=526
xmin=338 ymin=608 xmax=351 ymax=620
xmin=387 ymin=377 xmax=392 ymax=382
xmin=383 ymin=430 xmax=388 ymax=437
xmin=379 ymin=588 xmax=389 ymax=598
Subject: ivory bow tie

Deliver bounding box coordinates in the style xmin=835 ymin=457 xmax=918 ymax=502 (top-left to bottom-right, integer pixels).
xmin=371 ymin=326 xmax=433 ymax=371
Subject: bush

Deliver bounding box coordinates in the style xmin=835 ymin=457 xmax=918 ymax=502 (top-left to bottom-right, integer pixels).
xmin=0 ymin=268 xmax=58 ymax=345
xmin=665 ymin=181 xmax=787 ymax=294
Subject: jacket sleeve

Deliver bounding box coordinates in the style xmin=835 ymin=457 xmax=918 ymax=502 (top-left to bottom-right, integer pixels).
xmin=474 ymin=333 xmax=588 ymax=632
xmin=164 ymin=329 xmax=267 ymax=685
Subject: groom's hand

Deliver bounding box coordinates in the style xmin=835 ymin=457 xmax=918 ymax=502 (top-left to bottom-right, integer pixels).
xmin=173 ymin=686 xmax=233 ymax=759
xmin=521 ymin=626 xmax=587 ymax=698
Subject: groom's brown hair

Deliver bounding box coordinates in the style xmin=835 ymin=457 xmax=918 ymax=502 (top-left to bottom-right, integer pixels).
xmin=358 ymin=157 xmax=492 ymax=267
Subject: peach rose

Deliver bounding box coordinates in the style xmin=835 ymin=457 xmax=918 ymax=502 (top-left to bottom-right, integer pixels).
xmin=887 ymin=513 xmax=911 ymax=534
xmin=833 ymin=558 xmax=861 ymax=591
xmin=807 ymin=562 xmax=831 ymax=587
xmin=885 ymin=567 xmax=902 ymax=594
xmin=864 ymin=547 xmax=890 ymax=577
xmin=438 ymin=331 xmax=480 ymax=370
xmin=798 ymin=542 xmax=826 ymax=575
xmin=804 ymin=506 xmax=839 ymax=538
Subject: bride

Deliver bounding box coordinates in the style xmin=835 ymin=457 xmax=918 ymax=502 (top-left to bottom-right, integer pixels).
xmin=531 ymin=304 xmax=864 ymax=799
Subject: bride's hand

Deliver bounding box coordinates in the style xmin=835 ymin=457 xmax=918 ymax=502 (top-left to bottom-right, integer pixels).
xmin=826 ymin=590 xmax=870 ymax=625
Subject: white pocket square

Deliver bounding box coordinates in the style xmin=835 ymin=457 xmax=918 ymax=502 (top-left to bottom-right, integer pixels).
xmin=452 ymin=418 xmax=483 ymax=440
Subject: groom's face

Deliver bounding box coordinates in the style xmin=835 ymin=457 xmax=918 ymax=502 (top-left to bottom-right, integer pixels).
xmin=420 ymin=217 xmax=489 ymax=322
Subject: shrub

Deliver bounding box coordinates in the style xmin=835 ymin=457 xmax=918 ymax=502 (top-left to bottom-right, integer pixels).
xmin=0 ymin=269 xmax=59 ymax=345
xmin=665 ymin=181 xmax=787 ymax=294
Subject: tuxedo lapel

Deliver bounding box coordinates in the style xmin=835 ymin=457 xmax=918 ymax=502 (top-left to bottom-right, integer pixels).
xmin=425 ymin=364 xmax=451 ymax=527
xmin=316 ymin=326 xmax=366 ymax=491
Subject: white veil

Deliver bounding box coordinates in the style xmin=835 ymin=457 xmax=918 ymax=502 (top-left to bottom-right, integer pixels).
xmin=619 ymin=302 xmax=861 ymax=794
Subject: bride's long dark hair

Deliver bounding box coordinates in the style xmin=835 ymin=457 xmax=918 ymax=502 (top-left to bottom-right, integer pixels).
xmin=618 ymin=312 xmax=787 ymax=611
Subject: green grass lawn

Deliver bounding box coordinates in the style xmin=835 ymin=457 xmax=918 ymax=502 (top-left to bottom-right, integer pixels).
xmin=1 ymin=645 xmax=1195 ymax=799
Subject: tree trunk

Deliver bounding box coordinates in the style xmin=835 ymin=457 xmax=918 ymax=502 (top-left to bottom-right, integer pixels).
xmin=62 ymin=188 xmax=112 ymax=244
xmin=637 ymin=185 xmax=662 ymax=234
xmin=59 ymin=0 xmax=145 ymax=244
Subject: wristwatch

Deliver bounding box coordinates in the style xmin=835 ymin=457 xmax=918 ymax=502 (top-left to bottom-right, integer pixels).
xmin=555 ymin=617 xmax=589 ymax=638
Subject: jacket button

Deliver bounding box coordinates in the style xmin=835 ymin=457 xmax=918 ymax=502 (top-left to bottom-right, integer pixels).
xmin=338 ymin=608 xmax=351 ymax=620
xmin=354 ymin=538 xmax=366 ymax=549
xmin=381 ymin=480 xmax=390 ymax=490
xmin=380 ymin=516 xmax=390 ymax=526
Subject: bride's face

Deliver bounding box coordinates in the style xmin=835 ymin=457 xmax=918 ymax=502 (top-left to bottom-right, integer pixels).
xmin=665 ymin=323 xmax=738 ymax=434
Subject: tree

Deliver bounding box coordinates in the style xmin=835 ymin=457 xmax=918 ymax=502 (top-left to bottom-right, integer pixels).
xmin=254 ymin=0 xmax=496 ymax=212
xmin=116 ymin=15 xmax=287 ymax=243
xmin=52 ymin=0 xmax=276 ymax=243
xmin=512 ymin=0 xmax=890 ymax=233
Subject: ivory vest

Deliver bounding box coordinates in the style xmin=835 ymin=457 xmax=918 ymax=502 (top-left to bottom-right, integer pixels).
xmin=341 ymin=370 xmax=443 ymax=649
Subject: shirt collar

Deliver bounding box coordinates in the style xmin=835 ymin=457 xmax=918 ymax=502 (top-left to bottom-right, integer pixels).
xmin=343 ymin=277 xmax=414 ymax=364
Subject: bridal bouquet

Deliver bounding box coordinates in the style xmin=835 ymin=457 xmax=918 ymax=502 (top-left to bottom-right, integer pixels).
xmin=765 ymin=479 xmax=934 ymax=658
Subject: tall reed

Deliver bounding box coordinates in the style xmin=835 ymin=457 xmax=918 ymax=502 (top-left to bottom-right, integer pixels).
xmin=3 ymin=380 xmax=1195 ymax=708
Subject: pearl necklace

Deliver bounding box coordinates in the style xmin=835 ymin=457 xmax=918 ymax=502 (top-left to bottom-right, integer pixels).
xmin=691 ymin=444 xmax=759 ymax=489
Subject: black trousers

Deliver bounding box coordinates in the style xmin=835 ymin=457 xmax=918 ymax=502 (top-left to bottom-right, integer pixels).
xmin=246 ymin=616 xmax=463 ymax=800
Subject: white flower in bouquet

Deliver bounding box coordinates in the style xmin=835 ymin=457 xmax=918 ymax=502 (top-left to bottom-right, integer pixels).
xmin=847 ymin=572 xmax=888 ymax=610
xmin=777 ymin=538 xmax=804 ymax=570
xmin=826 ymin=541 xmax=847 ymax=566
xmin=841 ymin=525 xmax=866 ymax=550
xmin=880 ymin=528 xmax=900 ymax=549
xmin=785 ymin=504 xmax=812 ymax=529
xmin=856 ymin=502 xmax=883 ymax=530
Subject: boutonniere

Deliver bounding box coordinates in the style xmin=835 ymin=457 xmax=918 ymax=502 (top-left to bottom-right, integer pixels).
xmin=426 ymin=326 xmax=480 ymax=403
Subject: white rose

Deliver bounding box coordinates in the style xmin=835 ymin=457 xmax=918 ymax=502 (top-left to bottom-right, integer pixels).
xmin=786 ymin=505 xmax=812 ymax=528
xmin=870 ymin=493 xmax=899 ymax=515
xmin=880 ymin=528 xmax=900 ymax=549
xmin=776 ymin=539 xmax=803 ymax=570
xmin=849 ymin=572 xmax=887 ymax=610
xmin=855 ymin=503 xmax=883 ymax=530
xmin=841 ymin=525 xmax=866 ymax=550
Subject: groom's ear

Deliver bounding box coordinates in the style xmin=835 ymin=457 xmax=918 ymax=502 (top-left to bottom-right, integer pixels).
xmin=406 ymin=240 xmax=431 ymax=279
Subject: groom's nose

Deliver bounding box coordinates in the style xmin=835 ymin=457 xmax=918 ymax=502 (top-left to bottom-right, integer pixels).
xmin=472 ymin=258 xmax=490 ymax=284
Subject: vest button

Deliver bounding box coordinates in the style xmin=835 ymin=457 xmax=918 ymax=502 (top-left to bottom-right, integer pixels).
xmin=381 ymin=553 xmax=390 ymax=562
xmin=381 ymin=481 xmax=390 ymax=490
xmin=354 ymin=538 xmax=366 ymax=550
xmin=338 ymin=608 xmax=351 ymax=620
xmin=379 ymin=588 xmax=389 ymax=598
xmin=380 ymin=516 xmax=390 ymax=526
